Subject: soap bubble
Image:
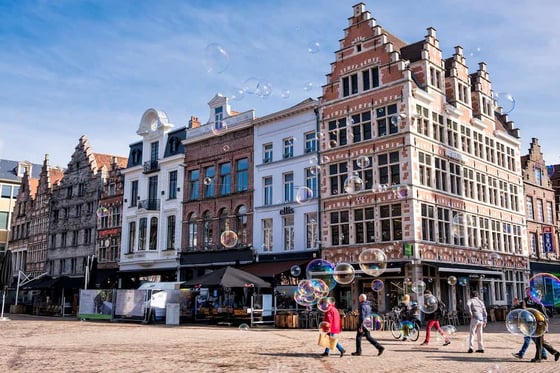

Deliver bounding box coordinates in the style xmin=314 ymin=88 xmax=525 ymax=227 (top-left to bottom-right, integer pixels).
xmin=358 ymin=248 xmax=387 ymax=277
xmin=204 ymin=43 xmax=229 ymax=73
xmin=290 ymin=265 xmax=301 ymax=277
xmin=447 ymin=276 xmax=457 ymax=286
xmin=220 ymin=230 xmax=238 ymax=248
xmin=333 ymin=262 xmax=355 ymax=285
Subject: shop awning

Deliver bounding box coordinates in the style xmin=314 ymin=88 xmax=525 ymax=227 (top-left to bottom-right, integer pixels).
xmin=530 ymin=261 xmax=560 ymax=278
xmin=22 ymin=275 xmax=85 ymax=290
xmin=423 ymin=261 xmax=504 ymax=279
xmin=240 ymin=260 xmax=309 ymax=278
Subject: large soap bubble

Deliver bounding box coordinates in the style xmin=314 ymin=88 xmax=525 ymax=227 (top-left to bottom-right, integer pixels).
xmin=358 ymin=248 xmax=387 ymax=277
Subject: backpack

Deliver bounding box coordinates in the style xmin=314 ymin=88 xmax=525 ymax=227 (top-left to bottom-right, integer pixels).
xmin=436 ymin=300 xmax=447 ymax=320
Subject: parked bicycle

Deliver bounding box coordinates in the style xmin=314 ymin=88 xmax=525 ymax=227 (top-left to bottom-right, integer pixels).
xmin=388 ymin=307 xmax=421 ymax=341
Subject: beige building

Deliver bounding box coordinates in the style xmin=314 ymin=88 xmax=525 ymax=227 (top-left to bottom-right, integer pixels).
xmin=319 ymin=3 xmax=527 ymax=312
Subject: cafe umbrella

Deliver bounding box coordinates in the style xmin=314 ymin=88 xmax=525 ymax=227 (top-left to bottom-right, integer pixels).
xmin=0 ymin=250 xmax=13 ymax=320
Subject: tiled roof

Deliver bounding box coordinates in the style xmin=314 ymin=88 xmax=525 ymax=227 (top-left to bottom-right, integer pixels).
xmin=93 ymin=153 xmax=128 ymax=169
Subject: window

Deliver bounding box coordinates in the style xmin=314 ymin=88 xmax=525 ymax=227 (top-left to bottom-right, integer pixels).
xmin=84 ymin=228 xmax=92 ymax=244
xmin=263 ymin=143 xmax=273 ymax=163
xmin=328 ymin=118 xmax=347 ymax=148
xmin=454 ymin=212 xmax=467 ymax=247
xmin=362 ymin=66 xmax=379 ymax=91
xmin=419 ymin=152 xmax=432 ymax=187
xmin=130 ymin=180 xmax=138 ymax=207
xmin=283 ymin=138 xmax=294 ymax=159
xmin=108 ymin=183 xmax=116 ymax=197
xmin=342 ymin=73 xmax=358 ymax=97
xmin=304 ymin=132 xmax=317 ymax=153
xmin=485 ymin=137 xmax=495 ymax=163
xmin=139 ymin=218 xmax=147 ymax=251
xmin=204 ymin=166 xmax=215 ymax=198
xmin=264 ymin=176 xmax=273 ymax=205
xmin=380 ymin=204 xmax=402 ymax=241
xmin=535 ymin=167 xmax=543 ymax=186
xmin=1 ymin=185 xmax=11 ymax=198
xmin=449 ymin=162 xmax=462 ymax=195
xmin=219 ymin=162 xmax=231 ymax=195
xmin=166 ymin=215 xmax=176 ymax=250
xmin=128 ymin=221 xmax=136 ymax=253
xmin=479 ymin=217 xmax=490 ymax=249
xmin=529 ymin=232 xmax=538 ymax=255
xmin=421 ymin=204 xmax=435 ymax=242
xmin=352 ymin=156 xmax=373 ymax=190
xmin=236 ymin=206 xmax=248 ymax=245
xmin=329 ymin=162 xmax=348 ymax=195
xmin=536 ymin=199 xmax=544 ymax=222
xmin=214 ymin=106 xmax=223 ymax=130
xmin=202 ymin=212 xmax=213 ymax=250
xmin=236 ymin=158 xmax=249 ymax=192
xmin=378 ymin=151 xmax=400 ymax=185
xmin=331 ymin=211 xmax=349 ymax=246
xmin=150 ymin=141 xmax=159 ymax=161
xmin=283 ymin=173 xmax=294 ymax=202
xmin=463 ymin=168 xmax=474 ymax=199
xmin=61 ymin=232 xmax=67 ymax=247
xmin=434 ymin=158 xmax=447 ymax=191
xmin=376 ymin=104 xmax=398 ymax=136
xmin=526 ymin=196 xmax=534 ymax=220
xmin=431 ymin=112 xmax=444 ymax=142
xmin=476 ymin=172 xmax=487 ymax=203
xmin=306 ymin=212 xmax=318 ymax=249
xmin=187 ymin=214 xmax=198 ymax=250
xmin=72 ymin=231 xmax=78 ymax=246
xmin=262 ymin=219 xmax=273 ymax=252
xmin=189 ymin=170 xmax=200 ymax=200
xmin=218 ymin=209 xmax=229 ymax=247
xmin=355 ymin=207 xmax=375 ymax=243
xmin=429 ymin=67 xmax=441 ymax=89
xmin=547 ymin=201 xmax=554 ymax=224
xmin=78 ymin=183 xmax=86 ymax=197
xmin=283 ymin=215 xmax=294 ymax=251
xmin=305 ymin=168 xmax=318 ymax=198
xmin=437 ymin=207 xmax=450 ymax=244
xmin=350 ymin=111 xmax=372 ymax=143
xmin=447 ymin=120 xmax=459 ymax=148
xmin=416 ymin=105 xmax=430 ymax=137
xmin=67 ymin=186 xmax=73 ymax=198
xmin=148 ymin=217 xmax=157 ymax=250
xmin=168 ymin=171 xmax=178 ymax=199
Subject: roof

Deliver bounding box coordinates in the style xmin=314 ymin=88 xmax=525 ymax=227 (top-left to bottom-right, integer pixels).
xmin=0 ymin=159 xmax=42 ymax=182
xmin=93 ymin=153 xmax=128 ymax=170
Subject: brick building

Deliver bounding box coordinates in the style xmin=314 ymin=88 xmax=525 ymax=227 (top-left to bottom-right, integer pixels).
xmin=318 ymin=3 xmax=527 ymax=312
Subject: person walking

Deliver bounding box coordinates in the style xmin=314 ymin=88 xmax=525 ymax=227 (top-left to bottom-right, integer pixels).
xmin=351 ymin=293 xmax=384 ymax=356
xmin=321 ymin=299 xmax=346 ymax=357
xmin=420 ymin=290 xmax=451 ymax=346
xmin=466 ymin=290 xmax=487 ymax=353
xmin=523 ymin=289 xmax=560 ymax=363
xmin=511 ymin=295 xmax=547 ymax=360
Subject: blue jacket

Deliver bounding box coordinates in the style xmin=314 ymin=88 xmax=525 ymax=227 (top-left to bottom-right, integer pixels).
xmin=358 ymin=301 xmax=372 ymax=325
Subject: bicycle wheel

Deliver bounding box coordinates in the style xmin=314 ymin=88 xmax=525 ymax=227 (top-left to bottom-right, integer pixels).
xmin=409 ymin=323 xmax=420 ymax=341
xmin=390 ymin=321 xmax=402 ymax=339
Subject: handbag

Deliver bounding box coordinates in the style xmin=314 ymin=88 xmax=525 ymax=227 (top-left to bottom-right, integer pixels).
xmin=318 ymin=332 xmax=338 ymax=350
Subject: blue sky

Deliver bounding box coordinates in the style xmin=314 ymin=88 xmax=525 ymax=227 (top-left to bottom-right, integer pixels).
xmin=1 ymin=0 xmax=559 ymax=168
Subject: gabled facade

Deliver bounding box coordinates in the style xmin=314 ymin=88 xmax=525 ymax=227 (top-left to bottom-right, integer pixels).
xmin=180 ymin=94 xmax=256 ymax=281
xmin=119 ymin=109 xmax=186 ymax=287
xmin=26 ymin=155 xmax=64 ymax=277
xmin=521 ymin=138 xmax=560 ymax=277
xmin=319 ymin=3 xmax=527 ymax=312
xmin=95 ymin=156 xmax=127 ymax=289
xmin=48 ymin=136 xmax=126 ymax=284
xmin=0 ymin=159 xmax=41 ymax=254
xmin=247 ymin=98 xmax=320 ymax=285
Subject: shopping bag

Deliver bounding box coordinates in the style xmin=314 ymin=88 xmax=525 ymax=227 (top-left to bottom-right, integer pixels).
xmin=318 ymin=333 xmax=338 ymax=350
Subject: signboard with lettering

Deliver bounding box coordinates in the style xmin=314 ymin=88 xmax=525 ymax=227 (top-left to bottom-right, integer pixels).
xmin=543 ymin=230 xmax=554 ymax=253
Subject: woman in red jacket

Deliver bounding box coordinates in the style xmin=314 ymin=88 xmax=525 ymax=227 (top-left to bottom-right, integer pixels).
xmin=322 ymin=299 xmax=346 ymax=357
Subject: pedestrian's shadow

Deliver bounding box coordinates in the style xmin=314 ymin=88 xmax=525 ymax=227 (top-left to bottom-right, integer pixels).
xmin=259 ymin=352 xmax=336 ymax=358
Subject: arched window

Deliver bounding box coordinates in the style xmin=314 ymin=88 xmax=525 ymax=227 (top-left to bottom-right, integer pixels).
xmin=202 ymin=211 xmax=213 ymax=250
xmin=218 ymin=208 xmax=230 ymax=248
xmin=187 ymin=213 xmax=198 ymax=251
xmin=236 ymin=205 xmax=248 ymax=245
xmin=149 ymin=217 xmax=158 ymax=250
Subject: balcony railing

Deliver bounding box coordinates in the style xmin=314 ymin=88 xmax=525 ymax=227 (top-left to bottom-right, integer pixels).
xmin=138 ymin=198 xmax=160 ymax=211
xmin=143 ymin=160 xmax=159 ymax=173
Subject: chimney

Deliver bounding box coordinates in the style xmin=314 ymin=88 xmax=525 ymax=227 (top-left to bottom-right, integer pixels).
xmin=189 ymin=116 xmax=201 ymax=128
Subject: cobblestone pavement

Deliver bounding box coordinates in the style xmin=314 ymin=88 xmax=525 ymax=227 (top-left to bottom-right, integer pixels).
xmin=1 ymin=314 xmax=560 ymax=372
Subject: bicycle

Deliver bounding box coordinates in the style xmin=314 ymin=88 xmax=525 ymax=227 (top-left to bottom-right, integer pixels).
xmin=388 ymin=307 xmax=421 ymax=341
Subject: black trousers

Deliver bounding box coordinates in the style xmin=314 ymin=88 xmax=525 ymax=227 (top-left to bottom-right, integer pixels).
xmin=534 ymin=336 xmax=558 ymax=360
xmin=355 ymin=327 xmax=382 ymax=353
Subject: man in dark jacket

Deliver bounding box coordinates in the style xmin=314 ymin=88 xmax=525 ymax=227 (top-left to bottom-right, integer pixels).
xmin=524 ymin=289 xmax=560 ymax=363
xmin=351 ymin=293 xmax=384 ymax=356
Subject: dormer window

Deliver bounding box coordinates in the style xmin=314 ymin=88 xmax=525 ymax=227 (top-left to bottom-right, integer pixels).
xmin=215 ymin=106 xmax=223 ymax=130
xmin=17 ymin=163 xmax=31 ymax=177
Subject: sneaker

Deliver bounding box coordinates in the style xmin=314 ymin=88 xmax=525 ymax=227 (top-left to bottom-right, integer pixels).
xmin=340 ymin=349 xmax=346 ymax=358
xmin=467 ymin=349 xmax=474 ymax=353
xmin=320 ymin=352 xmax=329 ymax=357
xmin=351 ymin=352 xmax=361 ymax=356
xmin=476 ymin=350 xmax=484 ymax=353
xmin=530 ymin=358 xmax=542 ymax=363
xmin=512 ymin=353 xmax=522 ymax=359
xmin=378 ymin=346 xmax=385 ymax=356
xmin=542 ymin=356 xmax=547 ymax=360
xmin=443 ymin=340 xmax=451 ymax=346
xmin=555 ymin=352 xmax=560 ymax=362
xmin=420 ymin=341 xmax=428 ymax=345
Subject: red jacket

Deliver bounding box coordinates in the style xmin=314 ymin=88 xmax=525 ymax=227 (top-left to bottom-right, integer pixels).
xmin=324 ymin=305 xmax=342 ymax=334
